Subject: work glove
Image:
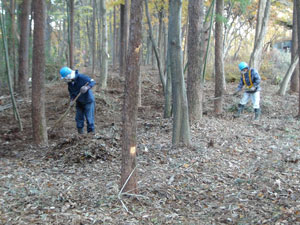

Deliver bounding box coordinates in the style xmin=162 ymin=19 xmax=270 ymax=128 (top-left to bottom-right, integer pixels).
xmin=246 ymin=86 xmax=257 ymax=93
xmin=70 ymin=100 xmax=75 ymax=106
xmin=80 ymin=85 xmax=90 ymax=94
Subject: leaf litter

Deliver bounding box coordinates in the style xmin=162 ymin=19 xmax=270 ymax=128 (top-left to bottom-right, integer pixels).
xmin=0 ymin=66 xmax=300 ymax=224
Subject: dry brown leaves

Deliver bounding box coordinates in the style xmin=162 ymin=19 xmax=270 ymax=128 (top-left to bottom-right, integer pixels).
xmin=1 ymin=67 xmax=300 ymax=224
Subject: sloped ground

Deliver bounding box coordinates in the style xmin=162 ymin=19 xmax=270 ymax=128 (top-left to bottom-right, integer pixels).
xmin=0 ymin=66 xmax=300 ymax=225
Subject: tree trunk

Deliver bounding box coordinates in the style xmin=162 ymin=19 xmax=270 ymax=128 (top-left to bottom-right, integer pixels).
xmin=45 ymin=1 xmax=53 ymax=60
xmin=121 ymin=0 xmax=143 ymax=194
xmin=296 ymin=0 xmax=300 ymax=116
xmin=99 ymin=0 xmax=108 ymax=89
xmin=32 ymin=0 xmax=48 ymax=145
xmin=187 ymin=0 xmax=205 ymax=122
xmin=291 ymin=0 xmax=299 ymax=92
xmin=109 ymin=11 xmax=113 ymax=66
xmin=168 ymin=0 xmax=191 ymax=146
xmin=10 ymin=0 xmax=17 ymax=91
xmin=249 ymin=0 xmax=271 ymax=70
xmin=92 ymin=0 xmax=96 ymax=75
xmin=113 ymin=6 xmax=118 ymax=68
xmin=119 ymin=1 xmax=129 ymax=76
xmin=202 ymin=0 xmax=215 ymax=81
xmin=158 ymin=9 xmax=164 ymax=70
xmin=18 ymin=0 xmax=31 ymax=98
xmin=164 ymin=50 xmax=172 ymax=118
xmin=145 ymin=0 xmax=166 ymax=91
xmin=214 ymin=0 xmax=224 ymax=114
xmin=278 ymin=55 xmax=299 ymax=96
xmin=0 ymin=3 xmax=23 ymax=131
xmin=69 ymin=0 xmax=74 ymax=69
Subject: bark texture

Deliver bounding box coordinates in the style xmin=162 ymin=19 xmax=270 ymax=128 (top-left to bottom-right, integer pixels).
xmin=32 ymin=0 xmax=48 ymax=145
xmin=18 ymin=0 xmax=31 ymax=98
xmin=121 ymin=0 xmax=143 ymax=193
xmin=168 ymin=0 xmax=191 ymax=146
xmin=69 ymin=0 xmax=74 ymax=69
xmin=249 ymin=0 xmax=271 ymax=70
xmin=187 ymin=0 xmax=205 ymax=122
xmin=278 ymin=55 xmax=299 ymax=96
xmin=214 ymin=0 xmax=224 ymax=114
xmin=296 ymin=0 xmax=300 ymax=116
xmin=291 ymin=0 xmax=299 ymax=92
xmin=99 ymin=0 xmax=108 ymax=89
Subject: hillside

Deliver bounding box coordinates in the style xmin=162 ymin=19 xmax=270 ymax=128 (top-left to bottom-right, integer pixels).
xmin=0 ymin=66 xmax=300 ymax=224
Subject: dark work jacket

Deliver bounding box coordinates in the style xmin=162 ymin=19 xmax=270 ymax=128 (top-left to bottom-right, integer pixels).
xmin=68 ymin=70 xmax=95 ymax=104
xmin=236 ymin=68 xmax=261 ymax=92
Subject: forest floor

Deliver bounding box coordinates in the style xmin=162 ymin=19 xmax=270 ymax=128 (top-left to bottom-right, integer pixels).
xmin=0 ymin=66 xmax=300 ymax=225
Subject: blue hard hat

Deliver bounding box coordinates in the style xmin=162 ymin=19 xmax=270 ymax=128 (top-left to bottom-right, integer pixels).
xmin=59 ymin=67 xmax=72 ymax=78
xmin=238 ymin=62 xmax=248 ymax=71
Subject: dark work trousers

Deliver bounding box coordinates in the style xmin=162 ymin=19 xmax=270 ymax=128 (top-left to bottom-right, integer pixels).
xmin=75 ymin=101 xmax=95 ymax=132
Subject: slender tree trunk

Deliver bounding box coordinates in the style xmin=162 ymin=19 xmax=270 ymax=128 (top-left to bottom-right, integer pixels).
xmin=296 ymin=0 xmax=300 ymax=116
xmin=158 ymin=10 xmax=164 ymax=69
xmin=109 ymin=11 xmax=113 ymax=66
xmin=18 ymin=0 xmax=31 ymax=98
xmin=121 ymin=0 xmax=143 ymax=194
xmin=92 ymin=0 xmax=96 ymax=75
xmin=120 ymin=4 xmax=125 ymax=74
xmin=99 ymin=0 xmax=108 ymax=89
xmin=146 ymin=36 xmax=151 ymax=64
xmin=96 ymin=1 xmax=102 ymax=70
xmin=119 ymin=1 xmax=129 ymax=76
xmin=45 ymin=1 xmax=53 ymax=60
xmin=10 ymin=0 xmax=17 ymax=91
xmin=32 ymin=0 xmax=48 ymax=145
xmin=278 ymin=55 xmax=299 ymax=96
xmin=249 ymin=0 xmax=271 ymax=70
xmin=0 ymin=3 xmax=23 ymax=131
xmin=113 ymin=6 xmax=117 ymax=68
xmin=69 ymin=0 xmax=74 ymax=69
xmin=214 ymin=0 xmax=224 ymax=114
xmin=164 ymin=50 xmax=172 ymax=118
xmin=291 ymin=0 xmax=299 ymax=92
xmin=187 ymin=0 xmax=205 ymax=122
xmin=202 ymin=0 xmax=215 ymax=81
xmin=145 ymin=0 xmax=165 ymax=91
xmin=168 ymin=0 xmax=191 ymax=146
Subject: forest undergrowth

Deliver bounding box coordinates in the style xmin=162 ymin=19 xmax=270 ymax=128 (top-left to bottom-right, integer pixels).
xmin=0 ymin=66 xmax=300 ymax=225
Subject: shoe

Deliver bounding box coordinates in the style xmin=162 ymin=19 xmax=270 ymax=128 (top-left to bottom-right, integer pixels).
xmin=254 ymin=108 xmax=261 ymax=120
xmin=78 ymin=128 xmax=84 ymax=134
xmin=234 ymin=104 xmax=244 ymax=118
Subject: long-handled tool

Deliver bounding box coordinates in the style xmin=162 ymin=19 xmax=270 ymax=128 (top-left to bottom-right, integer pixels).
xmin=49 ymin=82 xmax=89 ymax=132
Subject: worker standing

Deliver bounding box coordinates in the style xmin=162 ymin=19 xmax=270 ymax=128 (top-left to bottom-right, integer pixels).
xmin=233 ymin=62 xmax=261 ymax=120
xmin=59 ymin=67 xmax=96 ymax=134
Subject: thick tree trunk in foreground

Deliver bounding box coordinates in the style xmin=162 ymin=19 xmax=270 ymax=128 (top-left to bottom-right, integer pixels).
xmin=32 ymin=0 xmax=48 ymax=145
xmin=18 ymin=0 xmax=31 ymax=98
xmin=168 ymin=0 xmax=191 ymax=146
xmin=121 ymin=0 xmax=143 ymax=194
